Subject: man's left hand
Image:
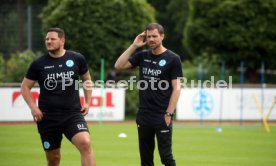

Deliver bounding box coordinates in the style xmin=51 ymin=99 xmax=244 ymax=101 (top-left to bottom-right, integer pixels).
xmin=164 ymin=115 xmax=171 ymax=126
xmin=81 ymin=103 xmax=90 ymax=116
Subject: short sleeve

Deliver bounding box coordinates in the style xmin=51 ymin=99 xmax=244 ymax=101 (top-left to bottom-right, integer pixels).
xmin=128 ymin=51 xmax=143 ymax=67
xmin=78 ymin=53 xmax=89 ymax=75
xmin=25 ymin=61 xmax=39 ymax=80
xmin=170 ymin=56 xmax=183 ymax=80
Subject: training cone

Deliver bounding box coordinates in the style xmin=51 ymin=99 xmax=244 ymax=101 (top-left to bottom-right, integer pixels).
xmin=118 ymin=133 xmax=127 ymax=138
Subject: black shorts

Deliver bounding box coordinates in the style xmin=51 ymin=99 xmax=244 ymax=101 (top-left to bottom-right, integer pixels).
xmin=37 ymin=113 xmax=89 ymax=151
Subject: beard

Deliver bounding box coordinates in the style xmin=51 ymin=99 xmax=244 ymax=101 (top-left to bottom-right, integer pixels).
xmin=47 ymin=45 xmax=61 ymax=54
xmin=148 ymin=42 xmax=162 ymax=50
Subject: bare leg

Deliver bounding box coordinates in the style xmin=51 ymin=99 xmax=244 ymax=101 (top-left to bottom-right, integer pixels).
xmin=45 ymin=149 xmax=61 ymax=166
xmin=71 ymin=132 xmax=96 ymax=166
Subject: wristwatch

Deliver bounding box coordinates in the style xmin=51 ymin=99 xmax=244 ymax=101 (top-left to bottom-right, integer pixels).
xmin=165 ymin=112 xmax=174 ymax=117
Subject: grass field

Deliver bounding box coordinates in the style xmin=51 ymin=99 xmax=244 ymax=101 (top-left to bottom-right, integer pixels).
xmin=1 ymin=122 xmax=276 ymax=166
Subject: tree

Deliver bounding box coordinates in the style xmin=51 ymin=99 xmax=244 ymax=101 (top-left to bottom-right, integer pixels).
xmin=166 ymin=0 xmax=189 ymax=59
xmin=39 ymin=0 xmax=155 ymax=79
xmin=0 ymin=0 xmax=24 ymax=58
xmin=5 ymin=50 xmax=40 ymax=82
xmin=184 ymin=0 xmax=276 ymax=83
xmin=0 ymin=0 xmax=47 ymax=59
xmin=0 ymin=54 xmax=5 ymax=82
xmin=148 ymin=0 xmax=189 ymax=59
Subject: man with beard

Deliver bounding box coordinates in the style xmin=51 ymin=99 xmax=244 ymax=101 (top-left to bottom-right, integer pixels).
xmin=115 ymin=23 xmax=183 ymax=166
xmin=21 ymin=28 xmax=96 ymax=166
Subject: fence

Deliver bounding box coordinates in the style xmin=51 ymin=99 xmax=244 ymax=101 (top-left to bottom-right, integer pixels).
xmin=0 ymin=1 xmax=45 ymax=58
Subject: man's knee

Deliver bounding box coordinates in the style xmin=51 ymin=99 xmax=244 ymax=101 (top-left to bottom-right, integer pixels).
xmin=78 ymin=138 xmax=91 ymax=151
xmin=47 ymin=157 xmax=60 ymax=166
xmin=72 ymin=132 xmax=92 ymax=153
xmin=46 ymin=150 xmax=61 ymax=166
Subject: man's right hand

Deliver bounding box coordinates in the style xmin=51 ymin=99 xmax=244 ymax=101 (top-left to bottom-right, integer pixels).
xmin=114 ymin=32 xmax=146 ymax=70
xmin=31 ymin=107 xmax=44 ymax=122
xmin=133 ymin=32 xmax=147 ymax=48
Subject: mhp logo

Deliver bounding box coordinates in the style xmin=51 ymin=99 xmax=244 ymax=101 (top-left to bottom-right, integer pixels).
xmin=192 ymin=90 xmax=214 ymax=118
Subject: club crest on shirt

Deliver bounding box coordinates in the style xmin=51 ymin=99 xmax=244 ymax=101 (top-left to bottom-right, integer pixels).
xmin=66 ymin=60 xmax=74 ymax=67
xmin=159 ymin=59 xmax=166 ymax=67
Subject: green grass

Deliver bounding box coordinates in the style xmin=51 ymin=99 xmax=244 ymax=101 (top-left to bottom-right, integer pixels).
xmin=0 ymin=123 xmax=276 ymax=166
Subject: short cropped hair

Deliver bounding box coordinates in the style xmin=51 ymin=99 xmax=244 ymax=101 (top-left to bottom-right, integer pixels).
xmin=47 ymin=27 xmax=65 ymax=38
xmin=145 ymin=23 xmax=164 ymax=35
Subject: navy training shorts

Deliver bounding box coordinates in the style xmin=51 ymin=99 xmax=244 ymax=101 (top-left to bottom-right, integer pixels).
xmin=37 ymin=113 xmax=90 ymax=151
